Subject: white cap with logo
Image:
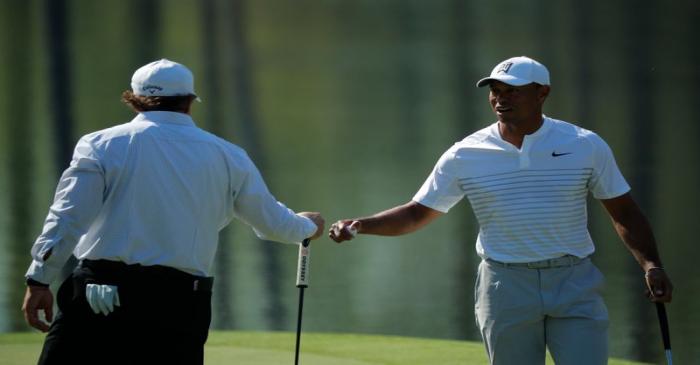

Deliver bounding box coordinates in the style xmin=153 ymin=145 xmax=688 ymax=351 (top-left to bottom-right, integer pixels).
xmin=476 ymin=56 xmax=550 ymax=87
xmin=131 ymin=59 xmax=198 ymax=98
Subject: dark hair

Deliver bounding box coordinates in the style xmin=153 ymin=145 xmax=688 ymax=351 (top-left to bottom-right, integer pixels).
xmin=121 ymin=90 xmax=196 ymax=113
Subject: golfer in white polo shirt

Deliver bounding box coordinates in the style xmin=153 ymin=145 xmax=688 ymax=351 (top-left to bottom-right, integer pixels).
xmin=22 ymin=59 xmax=325 ymax=365
xmin=329 ymin=56 xmax=673 ymax=364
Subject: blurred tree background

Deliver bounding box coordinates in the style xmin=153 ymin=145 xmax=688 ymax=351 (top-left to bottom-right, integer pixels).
xmin=0 ymin=0 xmax=698 ymax=363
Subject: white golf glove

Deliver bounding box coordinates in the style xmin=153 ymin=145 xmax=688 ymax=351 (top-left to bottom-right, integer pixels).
xmin=85 ymin=283 xmax=121 ymax=316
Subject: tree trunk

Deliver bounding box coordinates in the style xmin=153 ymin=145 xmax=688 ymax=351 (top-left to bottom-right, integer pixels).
xmin=3 ymin=0 xmax=33 ymax=331
xmin=45 ymin=0 xmax=80 ymax=290
xmin=624 ymin=0 xmax=657 ymax=361
xmin=129 ymin=0 xmax=160 ymax=62
xmin=448 ymin=0 xmax=480 ymax=341
xmin=201 ymin=0 xmax=234 ymax=330
xmin=229 ymin=0 xmax=286 ymax=330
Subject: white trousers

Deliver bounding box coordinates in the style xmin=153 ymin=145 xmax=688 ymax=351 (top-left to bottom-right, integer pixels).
xmin=475 ymin=258 xmax=609 ymax=365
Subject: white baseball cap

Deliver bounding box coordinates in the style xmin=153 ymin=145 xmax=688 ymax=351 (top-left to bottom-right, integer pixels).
xmin=131 ymin=59 xmax=198 ymax=98
xmin=476 ymin=56 xmax=550 ymax=87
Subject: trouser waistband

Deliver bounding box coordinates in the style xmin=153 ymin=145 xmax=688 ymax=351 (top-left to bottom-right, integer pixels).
xmin=486 ymin=255 xmax=587 ymax=269
xmin=79 ymin=259 xmax=214 ymax=292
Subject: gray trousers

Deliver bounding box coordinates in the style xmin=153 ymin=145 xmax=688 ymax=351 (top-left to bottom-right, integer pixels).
xmin=475 ymin=257 xmax=609 ymax=365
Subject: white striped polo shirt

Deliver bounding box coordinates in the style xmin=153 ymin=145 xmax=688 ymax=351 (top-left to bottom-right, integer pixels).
xmin=413 ymin=117 xmax=630 ymax=263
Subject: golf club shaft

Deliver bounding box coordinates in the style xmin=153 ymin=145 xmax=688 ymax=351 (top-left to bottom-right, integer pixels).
xmin=294 ymin=287 xmax=305 ymax=365
xmin=655 ymin=303 xmax=672 ymax=364
xmin=294 ymin=238 xmax=311 ymax=365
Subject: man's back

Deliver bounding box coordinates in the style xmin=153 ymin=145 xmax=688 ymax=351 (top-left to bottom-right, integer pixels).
xmin=73 ymin=111 xmax=242 ymax=275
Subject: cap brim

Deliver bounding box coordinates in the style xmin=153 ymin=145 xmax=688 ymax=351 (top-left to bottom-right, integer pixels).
xmin=476 ymin=75 xmax=533 ymax=88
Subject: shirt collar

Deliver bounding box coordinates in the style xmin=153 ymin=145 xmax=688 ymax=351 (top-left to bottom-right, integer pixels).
xmin=490 ymin=114 xmax=552 ymax=141
xmin=134 ymin=111 xmax=196 ymax=127
xmin=527 ymin=115 xmax=552 ymax=139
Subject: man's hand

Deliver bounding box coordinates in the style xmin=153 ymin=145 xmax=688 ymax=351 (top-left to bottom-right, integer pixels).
xmin=329 ymin=220 xmax=361 ymax=243
xmin=645 ymin=268 xmax=673 ymax=303
xmin=298 ymin=212 xmax=325 ymax=240
xmin=22 ymin=286 xmax=54 ymax=332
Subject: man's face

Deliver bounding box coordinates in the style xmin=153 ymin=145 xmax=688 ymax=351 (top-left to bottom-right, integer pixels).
xmin=488 ymin=81 xmax=549 ymax=124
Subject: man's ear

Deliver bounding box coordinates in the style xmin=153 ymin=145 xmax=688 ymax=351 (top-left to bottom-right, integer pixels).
xmin=538 ymin=85 xmax=551 ymax=103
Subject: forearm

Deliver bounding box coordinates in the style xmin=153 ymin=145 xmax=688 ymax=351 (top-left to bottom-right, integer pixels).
xmin=247 ymin=200 xmax=317 ymax=243
xmin=611 ymin=210 xmax=663 ymax=272
xmin=355 ymin=201 xmax=438 ymax=236
xmin=234 ymin=158 xmax=318 ymax=243
xmin=601 ymin=193 xmax=672 ymax=301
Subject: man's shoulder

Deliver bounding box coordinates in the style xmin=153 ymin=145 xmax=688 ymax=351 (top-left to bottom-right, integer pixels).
xmin=547 ymin=117 xmax=599 ymax=140
xmin=202 ymin=131 xmax=249 ymax=158
xmin=446 ymin=122 xmax=498 ymax=154
xmin=546 ymin=117 xmax=612 ymax=153
xmin=185 ymin=128 xmax=257 ymax=168
xmin=456 ymin=123 xmax=495 ymax=145
xmin=433 ymin=123 xmax=500 ymax=167
xmin=78 ymin=118 xmax=246 ymax=159
xmin=80 ymin=121 xmax=141 ymax=146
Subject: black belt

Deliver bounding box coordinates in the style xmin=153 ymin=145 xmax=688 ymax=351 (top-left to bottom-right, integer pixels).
xmin=79 ymin=259 xmax=214 ymax=292
xmin=486 ymin=255 xmax=587 ymax=269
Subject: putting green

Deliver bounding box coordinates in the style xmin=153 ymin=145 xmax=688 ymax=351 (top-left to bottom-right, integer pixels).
xmin=0 ymin=331 xmax=649 ymax=364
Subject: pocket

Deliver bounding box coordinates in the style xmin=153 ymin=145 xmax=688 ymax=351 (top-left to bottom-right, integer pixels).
xmin=474 ymin=262 xmax=483 ymax=328
xmin=56 ymin=274 xmax=75 ymax=313
xmin=474 ymin=261 xmax=502 ymax=327
xmin=573 ymin=260 xmax=606 ymax=295
xmin=566 ymin=261 xmax=609 ymax=321
xmin=474 ymin=262 xmax=483 ymax=310
xmin=589 ymin=262 xmax=606 ymax=293
xmin=70 ymin=266 xmax=99 ymax=301
xmin=193 ymin=291 xmax=213 ymax=345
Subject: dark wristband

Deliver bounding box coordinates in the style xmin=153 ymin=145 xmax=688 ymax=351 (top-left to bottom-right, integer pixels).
xmin=26 ymin=278 xmax=50 ymax=287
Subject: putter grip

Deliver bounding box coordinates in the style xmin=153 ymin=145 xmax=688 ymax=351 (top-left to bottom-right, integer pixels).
xmin=296 ymin=239 xmax=311 ymax=288
xmin=656 ymin=303 xmax=671 ymax=350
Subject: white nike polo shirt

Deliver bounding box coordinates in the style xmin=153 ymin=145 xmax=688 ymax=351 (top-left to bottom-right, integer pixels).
xmin=413 ymin=117 xmax=630 ymax=263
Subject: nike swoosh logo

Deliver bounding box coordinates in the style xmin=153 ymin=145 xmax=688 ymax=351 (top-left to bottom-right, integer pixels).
xmin=552 ymin=151 xmax=572 ymax=157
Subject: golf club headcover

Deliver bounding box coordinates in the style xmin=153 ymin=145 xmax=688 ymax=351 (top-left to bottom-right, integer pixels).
xmin=85 ymin=283 xmax=121 ymax=316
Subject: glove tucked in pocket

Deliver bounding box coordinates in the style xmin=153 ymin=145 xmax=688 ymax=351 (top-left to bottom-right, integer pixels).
xmin=85 ymin=284 xmax=121 ymax=316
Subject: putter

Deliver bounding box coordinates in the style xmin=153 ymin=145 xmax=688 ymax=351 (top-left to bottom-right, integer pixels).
xmin=655 ymin=303 xmax=673 ymax=365
xmin=294 ymin=238 xmax=311 ymax=365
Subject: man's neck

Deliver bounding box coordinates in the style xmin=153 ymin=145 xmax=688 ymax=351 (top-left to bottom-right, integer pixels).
xmin=498 ymin=116 xmax=544 ymax=149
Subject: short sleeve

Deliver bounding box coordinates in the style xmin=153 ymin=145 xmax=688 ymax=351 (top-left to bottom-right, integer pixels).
xmin=412 ymin=149 xmax=465 ymax=212
xmin=588 ymin=133 xmax=631 ymax=199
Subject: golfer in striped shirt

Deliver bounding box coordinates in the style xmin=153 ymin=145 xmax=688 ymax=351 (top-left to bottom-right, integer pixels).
xmin=329 ymin=56 xmax=673 ymax=365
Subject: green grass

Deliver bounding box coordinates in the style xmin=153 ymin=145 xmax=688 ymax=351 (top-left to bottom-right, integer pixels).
xmin=0 ymin=331 xmax=649 ymax=364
